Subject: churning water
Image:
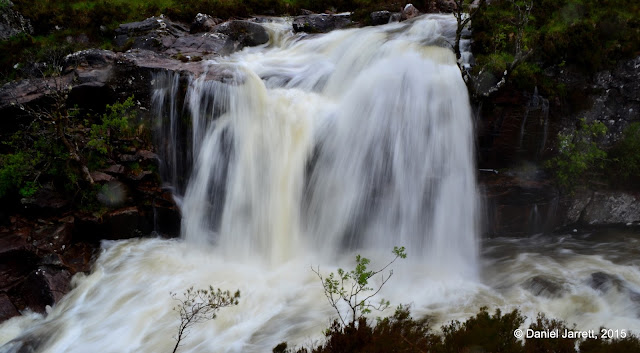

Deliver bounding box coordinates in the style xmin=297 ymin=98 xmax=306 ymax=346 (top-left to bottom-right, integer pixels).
xmin=1 ymin=15 xmax=639 ymax=353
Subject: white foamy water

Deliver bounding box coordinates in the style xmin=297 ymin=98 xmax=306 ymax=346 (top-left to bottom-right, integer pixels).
xmin=1 ymin=15 xmax=639 ymax=353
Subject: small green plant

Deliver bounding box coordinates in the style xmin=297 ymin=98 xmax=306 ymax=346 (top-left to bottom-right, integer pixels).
xmin=312 ymin=246 xmax=406 ymax=328
xmin=88 ymin=96 xmax=136 ymax=154
xmin=546 ymin=118 xmax=607 ymax=189
xmin=0 ymin=151 xmax=40 ymax=198
xmin=609 ymin=122 xmax=640 ymax=186
xmin=171 ymin=286 xmax=240 ymax=353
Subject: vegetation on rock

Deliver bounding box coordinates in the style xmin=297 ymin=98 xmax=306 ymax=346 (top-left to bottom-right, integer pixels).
xmin=471 ymin=0 xmax=640 ymax=96
xmin=0 ymin=86 xmax=150 ymax=212
xmin=275 ymin=306 xmax=640 ymax=353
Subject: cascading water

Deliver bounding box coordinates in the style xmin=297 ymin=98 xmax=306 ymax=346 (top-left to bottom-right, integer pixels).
xmin=151 ymin=15 xmax=479 ymax=275
xmin=1 ymin=15 xmax=640 ymax=353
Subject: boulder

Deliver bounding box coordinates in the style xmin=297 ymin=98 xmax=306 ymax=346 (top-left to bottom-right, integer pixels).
xmin=15 ymin=266 xmax=71 ymax=313
xmin=401 ymin=4 xmax=420 ymax=20
xmin=113 ymin=15 xmax=188 ymax=51
xmin=370 ymin=11 xmax=391 ymax=26
xmin=213 ymin=20 xmax=270 ymax=51
xmin=162 ymin=33 xmax=227 ymax=58
xmin=292 ymin=14 xmax=354 ymax=33
xmin=190 ymin=13 xmax=223 ymax=34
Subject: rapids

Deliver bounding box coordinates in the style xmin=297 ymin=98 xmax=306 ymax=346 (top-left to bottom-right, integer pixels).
xmin=1 ymin=15 xmax=639 ymax=353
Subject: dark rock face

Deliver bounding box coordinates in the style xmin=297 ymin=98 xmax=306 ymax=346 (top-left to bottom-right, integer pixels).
xmin=480 ymin=168 xmax=640 ymax=236
xmin=370 ymin=11 xmax=391 ymax=26
xmin=292 ymin=14 xmax=354 ymax=33
xmin=479 ymin=56 xmax=640 ymax=170
xmin=552 ymin=56 xmax=640 ymax=146
xmin=0 ymin=0 xmax=32 ymax=40
xmin=0 ymin=292 xmax=18 ymax=322
xmin=16 ymin=266 xmax=71 ymax=314
xmin=480 ymin=170 xmax=561 ymax=237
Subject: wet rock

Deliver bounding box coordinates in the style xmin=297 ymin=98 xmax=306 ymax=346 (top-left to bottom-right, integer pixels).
xmin=16 ymin=266 xmax=71 ymax=313
xmin=401 ymin=4 xmax=420 ymax=20
xmin=292 ymin=14 xmax=354 ymax=33
xmin=480 ymin=170 xmax=561 ymax=237
xmin=61 ymin=242 xmax=94 ymax=273
xmin=525 ymin=276 xmax=563 ymax=298
xmin=0 ymin=292 xmax=19 ymax=322
xmin=104 ymin=206 xmax=150 ymax=240
xmin=0 ymin=248 xmax=37 ymax=292
xmin=213 ymin=20 xmax=270 ymax=50
xmin=190 ymin=13 xmax=222 ymax=34
xmin=0 ymin=0 xmax=32 ymax=40
xmin=389 ymin=13 xmax=403 ymax=23
xmin=370 ymin=11 xmax=391 ymax=26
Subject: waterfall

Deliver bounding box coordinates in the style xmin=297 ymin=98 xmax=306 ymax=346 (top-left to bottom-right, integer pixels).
xmin=2 ymin=15 xmax=640 ymax=353
xmin=0 ymin=15 xmax=483 ymax=353
xmin=153 ymin=16 xmax=479 ymax=273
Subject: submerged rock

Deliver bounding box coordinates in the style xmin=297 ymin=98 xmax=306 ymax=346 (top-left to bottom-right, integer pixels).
xmin=589 ymin=272 xmax=624 ymax=293
xmin=524 ymin=275 xmax=564 ymax=298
